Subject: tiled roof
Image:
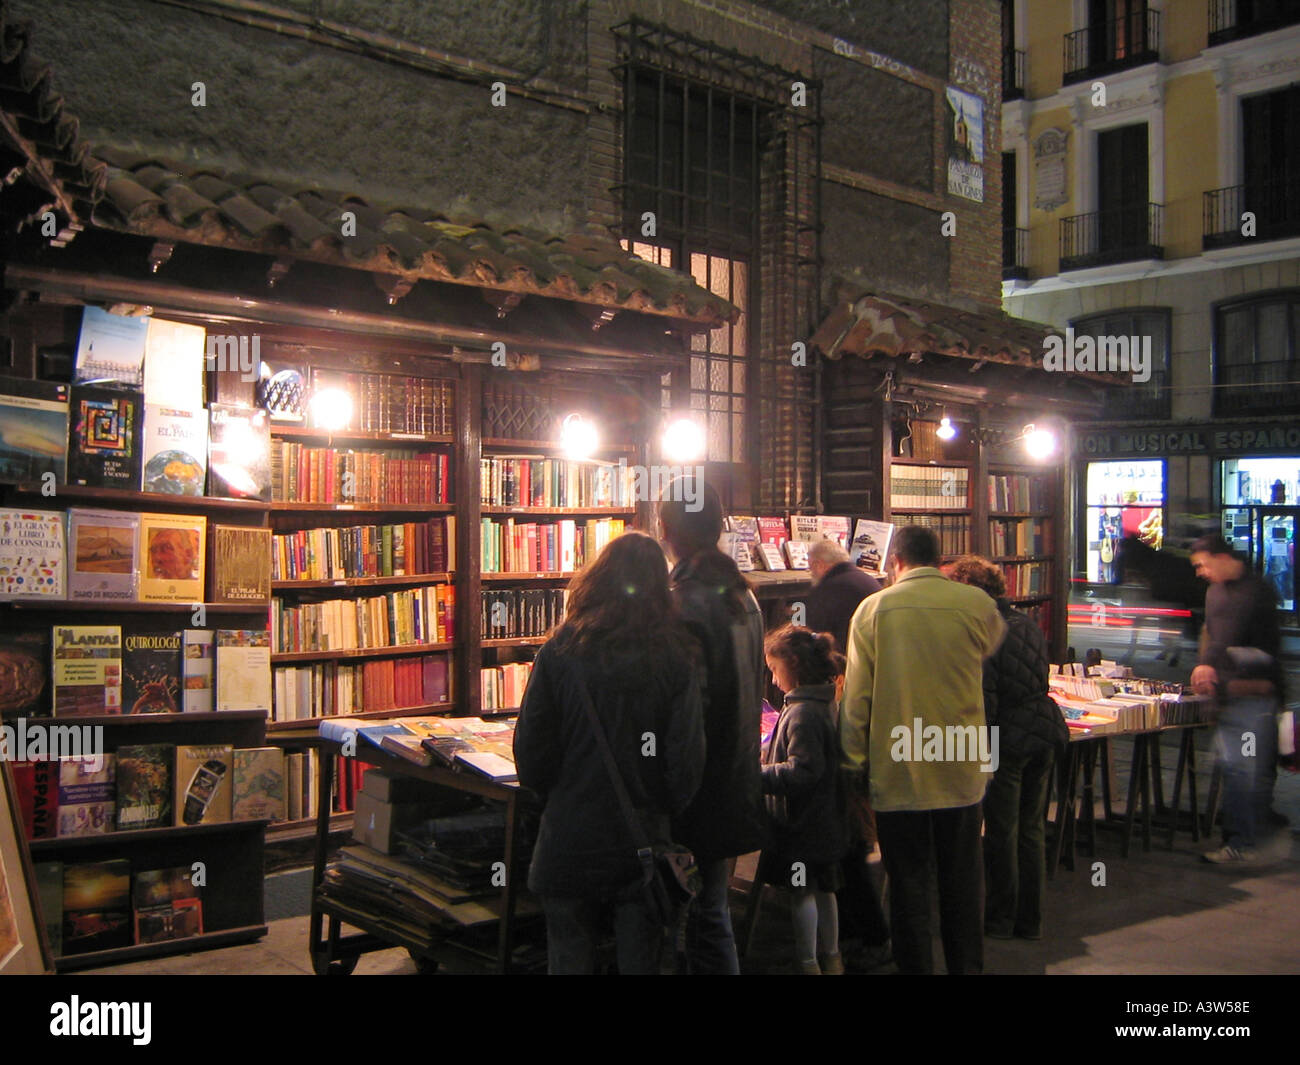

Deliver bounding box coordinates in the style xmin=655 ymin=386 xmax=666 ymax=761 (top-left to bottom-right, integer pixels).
xmin=88 ymin=146 xmax=738 ymax=328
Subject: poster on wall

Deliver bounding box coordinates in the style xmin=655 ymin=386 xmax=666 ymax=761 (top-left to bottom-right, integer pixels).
xmin=945 ymin=86 xmax=984 ymax=203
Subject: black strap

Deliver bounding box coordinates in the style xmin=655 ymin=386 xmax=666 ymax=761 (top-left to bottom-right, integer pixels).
xmin=572 ymin=665 xmax=656 ymax=877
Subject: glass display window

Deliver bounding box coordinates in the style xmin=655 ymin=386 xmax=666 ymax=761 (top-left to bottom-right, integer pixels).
xmin=1083 ymin=459 xmax=1165 ymax=582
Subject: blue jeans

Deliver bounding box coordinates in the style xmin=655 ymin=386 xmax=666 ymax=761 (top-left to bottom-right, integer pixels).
xmin=1215 ymin=697 xmax=1278 ymax=849
xmin=685 ymin=857 xmax=740 ymax=974
xmin=541 ymin=890 xmax=662 ymax=975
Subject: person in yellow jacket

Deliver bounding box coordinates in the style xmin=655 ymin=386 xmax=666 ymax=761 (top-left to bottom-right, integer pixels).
xmin=840 ymin=525 xmax=1005 ymax=974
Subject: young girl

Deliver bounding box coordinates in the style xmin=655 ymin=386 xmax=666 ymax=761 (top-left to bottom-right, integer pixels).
xmin=761 ymin=625 xmax=849 ymax=975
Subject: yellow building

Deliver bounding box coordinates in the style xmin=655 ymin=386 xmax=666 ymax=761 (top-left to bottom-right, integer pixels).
xmin=1000 ymin=0 xmax=1300 ymax=617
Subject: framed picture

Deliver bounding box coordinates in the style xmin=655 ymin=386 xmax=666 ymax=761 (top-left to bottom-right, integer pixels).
xmin=0 ymin=762 xmax=54 ymax=974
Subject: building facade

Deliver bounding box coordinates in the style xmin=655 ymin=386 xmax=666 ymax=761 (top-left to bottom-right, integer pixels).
xmin=1001 ymin=0 xmax=1300 ymax=615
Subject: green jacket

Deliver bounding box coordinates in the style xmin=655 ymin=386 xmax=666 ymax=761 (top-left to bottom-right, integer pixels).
xmin=840 ymin=567 xmax=1006 ymax=813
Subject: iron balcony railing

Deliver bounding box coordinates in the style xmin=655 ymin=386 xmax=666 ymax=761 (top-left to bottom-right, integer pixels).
xmin=1204 ymin=178 xmax=1300 ymax=249
xmin=1003 ymin=226 xmax=1029 ymax=280
xmin=1060 ymin=203 xmax=1164 ymax=272
xmin=1063 ymin=8 xmax=1160 ymax=84
xmin=1209 ymin=0 xmax=1300 ymax=46
xmin=1102 ymin=377 xmax=1172 ymax=420
xmin=1003 ymin=48 xmax=1026 ymax=100
xmin=1217 ymin=361 xmax=1300 ymax=416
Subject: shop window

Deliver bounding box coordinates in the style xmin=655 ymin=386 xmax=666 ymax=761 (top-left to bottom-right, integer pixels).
xmin=1072 ymin=309 xmax=1170 ymax=419
xmin=1214 ymin=291 xmax=1300 ymax=416
xmin=1083 ymin=459 xmax=1165 ymax=582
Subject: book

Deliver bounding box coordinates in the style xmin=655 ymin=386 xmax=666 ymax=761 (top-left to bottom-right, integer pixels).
xmin=790 ymin=515 xmax=822 ymax=542
xmin=175 ymin=744 xmax=233 ymax=825
xmin=207 ymin=403 xmax=271 ymax=501
xmin=0 ymin=509 xmax=64 ymax=600
xmin=783 ymin=540 xmax=810 ymax=569
xmin=215 ymin=630 xmax=271 ymax=712
xmin=257 ymin=360 xmax=307 ymax=422
xmin=67 ymin=508 xmax=138 ymax=602
xmin=756 ymin=516 xmax=788 ymax=546
xmin=62 ymin=859 xmax=132 ymax=955
xmin=143 ymin=318 xmax=206 ymax=411
xmin=755 ymin=542 xmax=786 ymax=571
xmin=66 ymin=384 xmax=143 ymax=489
xmin=122 ymin=625 xmax=182 ymax=714
xmin=133 ymin=866 xmax=203 ymax=944
xmin=52 ymin=625 xmax=122 ymax=717
xmin=232 ymin=747 xmax=284 ymax=822
xmin=817 ymin=515 xmax=852 ymax=549
xmin=0 ymin=375 xmax=68 ymax=484
xmin=141 ymin=404 xmax=207 ymax=496
xmin=182 ymin=630 xmax=215 ymax=713
xmin=454 ymin=750 xmax=518 ymax=783
xmin=849 ymin=519 xmax=894 ymax=576
xmin=57 ymin=755 xmax=116 ymax=837
xmin=11 ymin=760 xmax=58 ymax=840
xmin=115 ymin=744 xmax=173 ymax=829
xmin=137 ymin=513 xmax=205 ymax=602
xmin=0 ymin=629 xmax=50 ymax=720
xmin=74 ymin=306 xmax=147 ymax=387
xmin=33 ymin=861 xmax=62 ymax=956
xmin=379 ymin=732 xmax=436 ymax=767
xmin=209 ymin=525 xmax=271 ymax=602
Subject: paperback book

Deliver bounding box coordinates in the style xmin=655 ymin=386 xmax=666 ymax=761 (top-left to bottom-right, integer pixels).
xmin=67 ymin=384 xmax=143 ymax=489
xmin=137 ymin=513 xmax=205 ymax=602
xmin=34 ymin=861 xmax=62 ymax=956
xmin=133 ymin=866 xmax=203 ymax=944
xmin=67 ymin=508 xmax=138 ymax=602
xmin=143 ymin=318 xmax=206 ymax=411
xmin=141 ymin=404 xmax=207 ymax=496
xmin=182 ymin=629 xmax=215 ymax=713
xmin=175 ymin=744 xmax=233 ymax=826
xmin=216 ymin=630 xmax=272 ymax=712
xmin=207 ymin=403 xmax=271 ymax=501
xmin=62 ymin=859 xmax=132 ymax=956
xmin=74 ymin=306 xmax=147 ymax=387
xmin=121 ymin=625 xmax=182 ymax=715
xmin=849 ymin=519 xmax=894 ymax=576
xmin=0 ymin=509 xmax=65 ymax=600
xmin=11 ymin=760 xmax=58 ymax=840
xmin=0 ymin=629 xmax=50 ymax=720
xmin=57 ymin=755 xmax=116 ymax=837
xmin=232 ymin=747 xmax=285 ymax=822
xmin=52 ymin=625 xmax=122 ymax=717
xmin=115 ymin=744 xmax=173 ymax=829
xmin=0 ymin=375 xmax=68 ymax=484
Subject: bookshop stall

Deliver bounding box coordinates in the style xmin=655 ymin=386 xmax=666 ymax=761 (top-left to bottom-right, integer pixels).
xmin=0 ymin=143 xmax=736 ymax=970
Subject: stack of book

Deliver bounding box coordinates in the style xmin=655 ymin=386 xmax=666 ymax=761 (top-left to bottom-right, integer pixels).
xmin=271 ymin=585 xmax=456 ymax=652
xmin=273 ymin=654 xmax=450 ymax=721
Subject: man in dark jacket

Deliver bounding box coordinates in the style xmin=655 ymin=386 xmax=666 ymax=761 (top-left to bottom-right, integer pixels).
xmin=806 ymin=540 xmax=881 ymax=655
xmin=660 ymin=477 xmax=769 ymax=975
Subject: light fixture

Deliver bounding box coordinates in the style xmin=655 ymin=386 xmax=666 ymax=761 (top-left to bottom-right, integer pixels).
xmin=936 ymin=412 xmax=957 ymax=440
xmin=1022 ymin=423 xmax=1057 ymax=460
xmin=310 ymin=387 xmax=353 ymax=432
xmin=560 ymin=412 xmax=599 ymax=460
xmin=662 ymin=417 xmax=705 ymax=463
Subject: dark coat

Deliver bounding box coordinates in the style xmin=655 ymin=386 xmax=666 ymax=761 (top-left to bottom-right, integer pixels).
xmin=984 ymin=599 xmax=1068 ymax=760
xmin=805 ymin=562 xmax=881 ymax=654
xmin=513 ymin=638 xmax=705 ymax=897
xmin=761 ymin=684 xmax=848 ymax=867
xmin=669 ymin=552 xmax=770 ymax=861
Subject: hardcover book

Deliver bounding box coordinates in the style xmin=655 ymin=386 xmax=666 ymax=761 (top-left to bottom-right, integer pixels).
xmin=755 ymin=542 xmax=786 ymax=571
xmin=207 ymin=403 xmax=271 ymax=501
xmin=790 ymin=515 xmax=822 ymax=542
xmin=0 ymin=375 xmax=68 ymax=484
xmin=115 ymin=744 xmax=173 ymax=829
xmin=209 ymin=525 xmax=271 ymax=602
xmin=62 ymin=859 xmax=132 ymax=956
xmin=133 ymin=866 xmax=202 ymax=944
xmin=67 ymin=384 xmax=143 ymax=489
xmin=74 ymin=306 xmax=147 ymax=387
xmin=52 ymin=625 xmax=122 ymax=717
xmin=11 ymin=760 xmax=58 ymax=840
xmin=232 ymin=747 xmax=284 ymax=822
xmin=67 ymin=508 xmax=138 ymax=602
xmin=143 ymin=318 xmax=206 ymax=411
xmin=756 ymin=516 xmax=788 ymax=546
xmin=783 ymin=540 xmax=810 ymax=570
xmin=34 ymin=861 xmax=62 ymax=956
xmin=256 ymin=361 xmax=307 ymax=423
xmin=141 ymin=404 xmax=207 ymax=496
xmin=816 ymin=515 xmax=852 ymax=550
xmin=215 ymin=630 xmax=271 ymax=712
xmin=137 ymin=513 xmax=205 ymax=602
xmin=57 ymin=755 xmax=116 ymax=837
xmin=0 ymin=509 xmax=64 ymax=600
xmin=0 ymin=629 xmax=50 ymax=720
xmin=182 ymin=629 xmax=215 ymax=713
xmin=122 ymin=625 xmax=181 ymax=715
xmin=174 ymin=744 xmax=233 ymax=825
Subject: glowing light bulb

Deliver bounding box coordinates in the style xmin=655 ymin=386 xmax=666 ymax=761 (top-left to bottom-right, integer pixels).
xmin=561 ymin=413 xmax=598 ymax=460
xmin=310 ymin=388 xmax=353 ymax=432
xmin=662 ymin=418 xmax=705 ymax=463
xmin=937 ymin=416 xmax=957 ymax=440
xmin=1023 ymin=424 xmax=1057 ymax=460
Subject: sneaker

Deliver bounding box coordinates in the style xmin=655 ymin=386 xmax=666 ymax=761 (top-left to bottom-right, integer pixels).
xmin=819 ymin=951 xmax=845 ymax=975
xmin=1201 ymin=843 xmax=1256 ymax=864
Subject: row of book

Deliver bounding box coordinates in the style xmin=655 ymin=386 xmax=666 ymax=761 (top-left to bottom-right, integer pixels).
xmin=479 ymin=457 xmax=635 ymax=508
xmin=13 ymin=745 xmax=283 ymax=841
xmin=271 ymin=585 xmax=456 ymax=653
xmin=988 ymin=473 xmax=1051 ymax=513
xmin=271 ymin=517 xmax=456 ymax=582
xmin=1002 ymin=561 xmax=1050 ymax=598
xmin=35 ymin=860 xmax=203 ymax=958
xmin=1017 ymin=600 xmax=1052 ymax=642
xmin=890 ymin=465 xmax=970 ymax=510
xmin=272 ymin=654 xmax=451 ymax=722
xmin=310 ymin=368 xmax=454 ymax=436
xmin=480 ymin=517 xmax=626 ymax=574
xmin=892 ymin=513 xmax=971 ymax=557
xmin=480 ymin=588 xmax=567 ymax=639
xmin=1048 ymin=687 xmax=1209 ymax=736
xmin=2 ymin=624 xmax=269 ymax=719
xmin=0 ymin=509 xmax=269 ymax=604
xmin=481 ymin=662 xmax=533 ymax=712
xmin=988 ymin=517 xmax=1051 ymax=557
xmin=269 ymin=442 xmax=451 ymax=505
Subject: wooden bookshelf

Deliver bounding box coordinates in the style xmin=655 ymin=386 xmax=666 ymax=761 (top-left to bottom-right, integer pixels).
xmin=271 ymin=642 xmax=454 ymax=664
xmin=481 ymin=438 xmax=638 ymax=453
xmin=5 ymin=599 xmax=269 ymax=614
xmin=481 ymin=505 xmax=635 ymax=516
xmin=481 ymin=571 xmax=577 ymax=581
xmin=482 ymin=636 xmax=547 ymax=648
xmin=30 ymin=819 xmax=268 ymax=854
xmin=274 ymin=501 xmax=455 ymax=513
xmin=54 ymin=925 xmax=269 ymax=973
xmin=271 ymin=424 xmax=454 ymax=446
xmin=9 ymin=483 xmax=269 ymax=513
xmin=266 ymin=703 xmax=454 ymax=731
xmin=272 ymin=572 xmax=452 ymax=590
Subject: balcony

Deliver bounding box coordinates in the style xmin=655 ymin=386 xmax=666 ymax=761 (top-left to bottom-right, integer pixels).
xmin=1003 ymin=226 xmax=1029 ymax=280
xmin=1060 ymin=203 xmax=1164 ymax=272
xmin=1063 ymin=9 xmax=1160 ymax=84
xmin=1102 ymin=378 xmax=1171 ymax=420
xmin=1204 ymin=178 xmax=1300 ymax=249
xmin=1217 ymin=362 xmax=1300 ymax=416
xmin=1208 ymin=0 xmax=1300 ymax=46
xmin=1003 ymin=48 xmax=1026 ymax=100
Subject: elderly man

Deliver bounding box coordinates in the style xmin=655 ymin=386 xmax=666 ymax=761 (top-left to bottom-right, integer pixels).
xmin=840 ymin=525 xmax=1005 ymax=974
xmin=805 ymin=540 xmax=881 ymax=656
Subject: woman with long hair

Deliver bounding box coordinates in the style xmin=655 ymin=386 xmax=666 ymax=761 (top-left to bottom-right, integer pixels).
xmin=513 ymin=531 xmax=705 ymax=974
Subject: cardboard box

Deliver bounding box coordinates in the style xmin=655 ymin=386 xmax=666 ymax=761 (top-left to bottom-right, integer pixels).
xmin=352 ymin=792 xmax=427 ymax=854
xmin=361 ymin=768 xmax=446 ymax=804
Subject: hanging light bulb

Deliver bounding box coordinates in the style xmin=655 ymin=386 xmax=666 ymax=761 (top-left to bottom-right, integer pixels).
xmin=1023 ymin=423 xmax=1057 ymax=460
xmin=936 ymin=413 xmax=957 ymax=440
xmin=560 ymin=413 xmax=599 ymax=460
xmin=662 ymin=417 xmax=705 ymax=463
